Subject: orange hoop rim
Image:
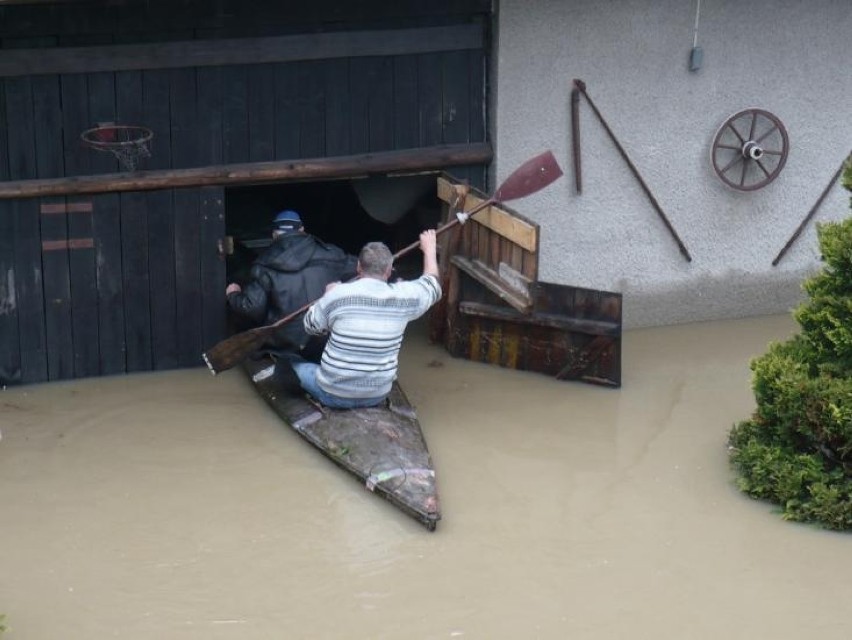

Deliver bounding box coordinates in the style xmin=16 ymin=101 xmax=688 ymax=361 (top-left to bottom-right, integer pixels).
xmin=80 ymin=124 xmax=153 ymax=150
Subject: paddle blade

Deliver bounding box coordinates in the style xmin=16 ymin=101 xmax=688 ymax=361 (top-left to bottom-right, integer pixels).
xmin=202 ymin=326 xmax=272 ymax=375
xmin=494 ymin=150 xmax=563 ymax=203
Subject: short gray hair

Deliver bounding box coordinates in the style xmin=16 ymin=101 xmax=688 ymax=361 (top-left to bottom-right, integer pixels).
xmin=358 ymin=242 xmax=393 ymax=278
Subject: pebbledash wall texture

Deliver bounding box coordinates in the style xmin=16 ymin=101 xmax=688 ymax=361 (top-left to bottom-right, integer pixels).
xmin=491 ymin=0 xmax=852 ymax=328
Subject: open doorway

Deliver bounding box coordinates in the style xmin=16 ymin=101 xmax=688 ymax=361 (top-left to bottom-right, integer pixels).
xmin=224 ymin=174 xmax=443 ymax=284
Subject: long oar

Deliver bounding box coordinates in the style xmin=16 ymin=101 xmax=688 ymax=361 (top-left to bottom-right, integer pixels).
xmin=202 ymin=151 xmax=563 ymax=375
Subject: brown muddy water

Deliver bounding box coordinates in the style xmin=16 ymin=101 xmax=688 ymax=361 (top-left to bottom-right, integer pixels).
xmin=1 ymin=314 xmax=849 ymax=639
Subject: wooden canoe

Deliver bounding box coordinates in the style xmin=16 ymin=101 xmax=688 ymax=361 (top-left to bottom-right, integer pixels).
xmin=242 ymin=355 xmax=441 ymax=531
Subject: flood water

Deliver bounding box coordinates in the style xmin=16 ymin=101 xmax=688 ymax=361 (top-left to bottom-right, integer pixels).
xmin=1 ymin=314 xmax=849 ymax=639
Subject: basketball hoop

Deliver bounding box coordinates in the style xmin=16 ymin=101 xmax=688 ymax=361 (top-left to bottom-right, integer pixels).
xmin=80 ymin=124 xmax=153 ymax=172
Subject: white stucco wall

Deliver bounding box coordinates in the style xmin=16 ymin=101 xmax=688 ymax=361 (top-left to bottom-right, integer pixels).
xmin=493 ymin=0 xmax=852 ymax=328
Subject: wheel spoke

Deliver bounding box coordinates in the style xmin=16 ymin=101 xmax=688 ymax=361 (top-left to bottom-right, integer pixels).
xmin=761 ymin=149 xmax=783 ymax=156
xmin=739 ymin=158 xmax=748 ymax=186
xmin=727 ymin=121 xmax=746 ymax=144
xmin=720 ymin=153 xmax=744 ymax=175
xmin=755 ymin=158 xmax=771 ymax=178
xmin=755 ymin=124 xmax=779 ymax=144
xmin=715 ymin=143 xmax=741 ymax=151
xmin=747 ymin=111 xmax=758 ymax=140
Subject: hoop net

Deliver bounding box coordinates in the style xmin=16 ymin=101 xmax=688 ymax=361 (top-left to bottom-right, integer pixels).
xmin=81 ymin=124 xmax=153 ymax=172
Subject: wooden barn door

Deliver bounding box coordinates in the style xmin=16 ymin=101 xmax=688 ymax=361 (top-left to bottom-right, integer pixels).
xmin=0 ymin=187 xmax=225 ymax=386
xmin=431 ymin=174 xmax=623 ymax=388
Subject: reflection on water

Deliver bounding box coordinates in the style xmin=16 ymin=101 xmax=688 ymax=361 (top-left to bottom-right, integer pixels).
xmin=1 ymin=314 xmax=849 ymax=639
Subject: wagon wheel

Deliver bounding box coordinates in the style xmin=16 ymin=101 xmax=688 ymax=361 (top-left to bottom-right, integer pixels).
xmin=711 ymin=108 xmax=789 ymax=191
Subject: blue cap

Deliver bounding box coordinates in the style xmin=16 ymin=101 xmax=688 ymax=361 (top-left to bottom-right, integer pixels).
xmin=272 ymin=209 xmax=302 ymax=233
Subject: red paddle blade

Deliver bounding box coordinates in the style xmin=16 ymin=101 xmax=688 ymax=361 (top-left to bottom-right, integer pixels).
xmin=493 ymin=150 xmax=563 ymax=203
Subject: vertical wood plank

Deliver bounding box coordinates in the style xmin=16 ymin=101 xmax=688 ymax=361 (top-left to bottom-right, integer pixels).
xmin=5 ymin=76 xmax=37 ymax=180
xmin=196 ymin=66 xmax=224 ymax=166
xmin=393 ymin=55 xmax=418 ymax=149
xmin=5 ymin=78 xmax=47 ymax=382
xmin=445 ymin=264 xmax=462 ymax=356
xmin=477 ymin=222 xmax=489 ymax=264
xmin=417 ymin=53 xmax=442 ymax=147
xmin=274 ymin=62 xmax=300 ymax=160
xmin=485 ymin=320 xmax=502 ymax=364
xmin=222 ymin=65 xmax=249 ymax=164
xmin=0 ymin=84 xmax=10 ymax=386
xmin=199 ymin=186 xmax=226 ymax=353
xmin=521 ymin=247 xmax=537 ymax=281
xmin=13 ymin=199 xmax=47 ymax=383
xmin=324 ymin=58 xmax=351 ymax=157
xmin=0 ymin=79 xmax=9 ymax=182
xmin=247 ymin=65 xmax=274 ymax=162
xmin=441 ymin=50 xmax=469 ymax=144
xmin=467 ymin=318 xmax=482 ymax=362
xmin=174 ymin=189 xmax=202 ymax=367
xmin=170 ymin=67 xmax=198 ymax=169
xmin=92 ymin=193 xmax=126 ymax=375
xmin=147 ymin=189 xmax=178 ymax=370
xmin=142 ymin=69 xmax=172 ymax=171
xmin=299 ymin=60 xmax=325 ymax=158
xmin=120 ymin=190 xmax=152 ymax=372
xmin=116 ymin=69 xmax=143 ymax=125
xmin=348 ymin=58 xmax=371 ymax=154
xmin=32 ymin=75 xmax=64 ymax=179
xmin=488 ymin=227 xmax=501 ymax=270
xmin=467 ymin=218 xmax=478 ymax=259
xmin=0 ymin=199 xmax=21 ymax=386
xmin=509 ymin=242 xmax=523 ymax=272
xmin=468 ymin=46 xmax=485 ymax=144
xmin=67 ymin=200 xmax=99 ymax=378
xmin=367 ymin=57 xmax=393 ymax=152
xmin=40 ymin=197 xmax=74 ymax=380
xmin=85 ymin=72 xmax=117 ymax=174
xmin=501 ymin=322 xmax=521 ymax=369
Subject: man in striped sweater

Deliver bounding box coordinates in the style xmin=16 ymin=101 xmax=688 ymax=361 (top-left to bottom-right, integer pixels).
xmin=288 ymin=229 xmax=441 ymax=409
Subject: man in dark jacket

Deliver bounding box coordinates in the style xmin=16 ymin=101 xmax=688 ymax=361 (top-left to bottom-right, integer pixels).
xmin=225 ymin=210 xmax=357 ymax=362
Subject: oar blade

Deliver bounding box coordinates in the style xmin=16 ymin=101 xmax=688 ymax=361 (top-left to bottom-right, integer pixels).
xmin=202 ymin=327 xmax=270 ymax=374
xmin=494 ymin=150 xmax=563 ymax=202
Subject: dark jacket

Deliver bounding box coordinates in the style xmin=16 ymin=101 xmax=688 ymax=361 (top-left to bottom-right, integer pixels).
xmin=227 ymin=233 xmax=357 ymax=351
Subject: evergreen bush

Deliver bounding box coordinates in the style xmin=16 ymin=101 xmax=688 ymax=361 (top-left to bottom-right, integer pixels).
xmin=728 ymin=160 xmax=852 ymax=530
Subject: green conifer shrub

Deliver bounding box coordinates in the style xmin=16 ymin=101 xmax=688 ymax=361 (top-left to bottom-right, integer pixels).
xmin=728 ymin=160 xmax=852 ymax=530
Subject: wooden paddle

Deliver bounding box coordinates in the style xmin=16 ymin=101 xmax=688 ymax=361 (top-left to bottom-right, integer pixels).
xmin=202 ymin=151 xmax=564 ymax=375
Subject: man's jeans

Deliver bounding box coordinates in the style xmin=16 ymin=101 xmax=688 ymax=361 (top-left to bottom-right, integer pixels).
xmin=287 ymin=360 xmax=386 ymax=410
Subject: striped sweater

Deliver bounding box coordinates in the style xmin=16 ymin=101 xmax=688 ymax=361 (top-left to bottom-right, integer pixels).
xmin=303 ymin=274 xmax=442 ymax=399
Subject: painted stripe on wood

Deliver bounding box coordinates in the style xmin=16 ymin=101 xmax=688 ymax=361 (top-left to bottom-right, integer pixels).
xmin=42 ymin=238 xmax=94 ymax=251
xmin=40 ymin=202 xmax=93 ymax=214
xmin=0 ymin=24 xmax=485 ymax=78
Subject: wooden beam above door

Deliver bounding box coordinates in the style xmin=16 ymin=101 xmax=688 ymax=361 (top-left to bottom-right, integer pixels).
xmin=0 ymin=23 xmax=484 ymax=77
xmin=0 ymin=142 xmax=493 ymax=200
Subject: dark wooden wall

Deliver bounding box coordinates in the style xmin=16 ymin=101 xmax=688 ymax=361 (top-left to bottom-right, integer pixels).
xmin=0 ymin=0 xmax=490 ymax=180
xmin=0 ymin=52 xmax=486 ymax=177
xmin=0 ymin=188 xmax=224 ymax=386
xmin=0 ymin=0 xmax=491 ymax=386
